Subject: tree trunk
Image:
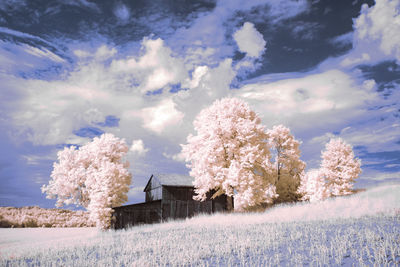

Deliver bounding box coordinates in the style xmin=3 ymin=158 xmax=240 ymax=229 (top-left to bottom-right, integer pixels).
xmin=226 ymin=195 xmax=234 ymax=212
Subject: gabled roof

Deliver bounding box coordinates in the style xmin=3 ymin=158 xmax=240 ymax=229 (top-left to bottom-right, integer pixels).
xmin=156 ymin=173 xmax=195 ymax=186
xmin=143 ymin=174 xmax=194 ymax=192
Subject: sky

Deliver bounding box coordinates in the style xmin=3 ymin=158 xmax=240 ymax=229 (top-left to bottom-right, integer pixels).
xmin=0 ymin=0 xmax=399 ymax=208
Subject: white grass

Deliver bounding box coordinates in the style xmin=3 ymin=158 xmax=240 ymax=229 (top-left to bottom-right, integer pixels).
xmin=1 ymin=184 xmax=399 ymax=266
xmin=0 ymin=227 xmax=98 ymax=258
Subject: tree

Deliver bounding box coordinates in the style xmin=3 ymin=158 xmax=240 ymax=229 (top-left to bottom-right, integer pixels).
xmin=320 ymin=138 xmax=361 ymax=196
xmin=298 ymin=169 xmax=329 ymax=202
xmin=267 ymin=125 xmax=306 ymax=203
xmin=182 ymin=97 xmax=277 ymax=210
xmin=42 ymin=133 xmax=132 ymax=229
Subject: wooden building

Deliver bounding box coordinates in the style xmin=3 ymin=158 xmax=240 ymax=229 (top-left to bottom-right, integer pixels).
xmin=112 ymin=174 xmax=232 ymax=229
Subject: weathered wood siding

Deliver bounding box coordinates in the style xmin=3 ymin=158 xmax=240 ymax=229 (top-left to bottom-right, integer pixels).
xmin=163 ymin=186 xmax=194 ymax=201
xmin=161 ymin=199 xmax=213 ymax=220
xmin=145 ymin=177 xmax=162 ymax=202
xmin=112 ymin=200 xmax=162 ymax=229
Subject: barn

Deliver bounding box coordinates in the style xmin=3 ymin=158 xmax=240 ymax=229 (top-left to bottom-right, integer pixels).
xmin=111 ymin=174 xmax=232 ymax=229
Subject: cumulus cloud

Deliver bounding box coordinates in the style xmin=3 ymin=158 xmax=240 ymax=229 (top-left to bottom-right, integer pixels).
xmin=233 ymin=22 xmax=266 ymax=58
xmin=110 ymin=38 xmax=188 ymax=93
xmin=130 ymin=139 xmax=149 ymax=156
xmin=4 ymin=36 xmax=194 ymax=145
xmin=174 ymin=58 xmax=236 ymax=127
xmin=140 ymin=98 xmax=184 ymax=134
xmin=345 ymin=0 xmax=400 ymax=66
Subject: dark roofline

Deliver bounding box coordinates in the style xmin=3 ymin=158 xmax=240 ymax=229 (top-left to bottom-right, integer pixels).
xmin=163 ymin=185 xmax=194 ymax=188
xmin=112 ymin=199 xmax=161 ymax=210
xmin=143 ymin=174 xmax=195 ymax=192
xmin=143 ymin=174 xmax=155 ymax=192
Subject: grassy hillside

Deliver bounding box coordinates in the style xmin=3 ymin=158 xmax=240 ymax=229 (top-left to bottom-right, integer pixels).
xmin=1 ymin=184 xmax=399 ymax=266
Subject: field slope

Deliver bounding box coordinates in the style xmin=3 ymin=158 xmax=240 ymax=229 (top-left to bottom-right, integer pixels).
xmin=1 ymin=184 xmax=399 ymax=266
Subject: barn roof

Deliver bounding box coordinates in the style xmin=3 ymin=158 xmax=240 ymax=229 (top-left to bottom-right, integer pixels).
xmin=144 ymin=174 xmax=194 ymax=192
xmin=156 ymin=173 xmax=195 ymax=186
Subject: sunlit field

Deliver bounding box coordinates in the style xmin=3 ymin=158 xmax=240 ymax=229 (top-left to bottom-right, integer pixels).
xmin=1 ymin=184 xmax=399 ymax=266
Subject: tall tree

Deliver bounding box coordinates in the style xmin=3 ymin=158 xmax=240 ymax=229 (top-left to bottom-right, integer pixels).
xmin=182 ymin=97 xmax=276 ymax=210
xmin=267 ymin=125 xmax=306 ymax=203
xmin=42 ymin=133 xmax=132 ymax=229
xmin=320 ymin=138 xmax=362 ymax=196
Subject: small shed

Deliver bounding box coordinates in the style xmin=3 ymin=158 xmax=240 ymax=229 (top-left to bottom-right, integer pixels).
xmin=112 ymin=174 xmax=232 ymax=229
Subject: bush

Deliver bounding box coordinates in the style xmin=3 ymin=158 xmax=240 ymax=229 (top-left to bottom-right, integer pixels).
xmin=0 ymin=206 xmax=95 ymax=228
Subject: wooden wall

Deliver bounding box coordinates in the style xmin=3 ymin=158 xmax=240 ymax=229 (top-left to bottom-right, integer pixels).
xmin=112 ymin=200 xmax=162 ymax=229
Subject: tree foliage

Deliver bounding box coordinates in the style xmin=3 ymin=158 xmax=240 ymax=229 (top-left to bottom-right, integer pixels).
xmin=42 ymin=133 xmax=132 ymax=229
xmin=182 ymin=97 xmax=277 ymax=210
xmin=320 ymin=138 xmax=362 ymax=196
xmin=183 ymin=97 xmax=363 ymax=209
xmin=267 ymin=125 xmax=306 ymax=203
xmin=298 ymin=138 xmax=362 ymax=202
xmin=298 ymin=169 xmax=330 ymax=202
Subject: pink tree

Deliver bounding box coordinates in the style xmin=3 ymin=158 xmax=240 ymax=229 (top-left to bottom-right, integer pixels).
xmin=182 ymin=98 xmax=277 ymax=210
xmin=267 ymin=125 xmax=306 ymax=203
xmin=42 ymin=133 xmax=132 ymax=229
xmin=320 ymin=138 xmax=362 ymax=196
xmin=298 ymin=169 xmax=329 ymax=202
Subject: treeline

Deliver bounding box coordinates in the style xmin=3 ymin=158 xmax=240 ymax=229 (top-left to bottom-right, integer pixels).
xmin=0 ymin=206 xmax=95 ymax=228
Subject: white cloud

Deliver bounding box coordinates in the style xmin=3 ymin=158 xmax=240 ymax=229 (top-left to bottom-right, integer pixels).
xmin=73 ymin=49 xmax=90 ymax=58
xmin=167 ymin=0 xmax=308 ymax=67
xmin=174 ymin=58 xmax=236 ymax=129
xmin=361 ymin=171 xmax=400 ymax=181
xmin=0 ymin=40 xmax=65 ymax=76
xmin=63 ymin=0 xmax=101 ymax=13
xmin=140 ymin=98 xmax=184 ymax=134
xmin=238 ymin=69 xmax=375 ymax=115
xmin=184 ymin=66 xmax=208 ymax=89
xmin=130 ymin=139 xmax=149 ymax=156
xmin=266 ymin=0 xmax=309 ymax=23
xmin=23 ymin=45 xmax=65 ymax=63
xmin=162 ymin=151 xmax=186 ymax=162
xmin=309 ymin=132 xmax=336 ymax=145
xmin=0 ymin=27 xmax=58 ymax=49
xmin=3 ymin=36 xmax=195 ymax=145
xmin=330 ymin=31 xmax=353 ymax=47
xmin=233 ymin=22 xmax=266 ymax=58
xmin=336 ymin=122 xmax=400 ymax=153
xmin=110 ymin=38 xmax=188 ymax=93
xmin=22 ymin=154 xmax=55 ymax=165
xmin=345 ymin=0 xmax=400 ymax=66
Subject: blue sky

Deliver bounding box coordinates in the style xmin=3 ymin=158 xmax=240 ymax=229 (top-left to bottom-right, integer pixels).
xmin=0 ymin=0 xmax=399 ymax=208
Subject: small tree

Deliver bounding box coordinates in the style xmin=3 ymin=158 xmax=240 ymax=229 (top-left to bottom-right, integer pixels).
xmin=182 ymin=97 xmax=277 ymax=210
xmin=320 ymin=138 xmax=361 ymax=196
xmin=267 ymin=125 xmax=306 ymax=203
xmin=42 ymin=133 xmax=132 ymax=229
xmin=298 ymin=169 xmax=329 ymax=202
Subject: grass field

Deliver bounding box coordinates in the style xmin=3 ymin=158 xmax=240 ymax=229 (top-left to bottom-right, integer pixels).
xmin=1 ymin=184 xmax=399 ymax=266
